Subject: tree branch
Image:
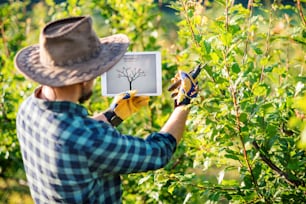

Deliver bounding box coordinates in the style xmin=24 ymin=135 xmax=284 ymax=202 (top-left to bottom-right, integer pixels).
xmin=252 ymin=141 xmax=304 ymax=187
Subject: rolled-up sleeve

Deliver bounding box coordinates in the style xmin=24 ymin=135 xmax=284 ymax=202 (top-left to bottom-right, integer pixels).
xmin=84 ymin=122 xmax=177 ymax=175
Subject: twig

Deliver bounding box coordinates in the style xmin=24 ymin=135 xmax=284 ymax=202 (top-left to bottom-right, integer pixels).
xmin=297 ymin=0 xmax=306 ymax=26
xmin=0 ymin=20 xmax=9 ymax=57
xmin=260 ymin=8 xmax=273 ymax=82
xmin=252 ymin=141 xmax=304 ymax=187
xmin=182 ymin=1 xmax=200 ymax=48
xmin=242 ymin=0 xmax=254 ymax=64
xmin=225 ymin=0 xmax=229 ymax=31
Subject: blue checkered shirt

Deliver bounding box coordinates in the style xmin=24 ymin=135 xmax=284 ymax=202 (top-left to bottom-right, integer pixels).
xmin=16 ymin=89 xmax=177 ymax=204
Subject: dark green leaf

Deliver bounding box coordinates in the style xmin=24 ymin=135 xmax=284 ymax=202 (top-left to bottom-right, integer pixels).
xmin=231 ymin=63 xmax=241 ymax=73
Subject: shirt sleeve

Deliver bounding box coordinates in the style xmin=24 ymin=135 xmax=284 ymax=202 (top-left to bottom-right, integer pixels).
xmin=83 ymin=121 xmax=177 ymax=175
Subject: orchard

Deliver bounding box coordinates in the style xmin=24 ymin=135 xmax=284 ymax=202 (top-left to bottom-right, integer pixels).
xmin=0 ymin=0 xmax=305 ymax=203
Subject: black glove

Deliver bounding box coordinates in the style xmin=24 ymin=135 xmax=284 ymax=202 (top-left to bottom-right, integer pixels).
xmin=170 ymin=70 xmax=199 ymax=107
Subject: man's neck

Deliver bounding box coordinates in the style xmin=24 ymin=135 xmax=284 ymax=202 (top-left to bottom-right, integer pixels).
xmin=37 ymin=85 xmax=80 ymax=103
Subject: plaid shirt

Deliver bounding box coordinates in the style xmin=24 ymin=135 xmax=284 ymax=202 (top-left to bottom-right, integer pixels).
xmin=16 ymin=88 xmax=176 ymax=204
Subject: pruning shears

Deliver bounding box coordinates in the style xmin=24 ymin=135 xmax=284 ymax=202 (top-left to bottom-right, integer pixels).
xmin=167 ymin=63 xmax=204 ymax=92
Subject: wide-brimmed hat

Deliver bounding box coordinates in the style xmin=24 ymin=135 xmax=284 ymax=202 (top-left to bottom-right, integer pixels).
xmin=14 ymin=16 xmax=129 ymax=87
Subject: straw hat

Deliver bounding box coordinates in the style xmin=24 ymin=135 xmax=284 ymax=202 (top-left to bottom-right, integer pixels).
xmin=14 ymin=16 xmax=129 ymax=87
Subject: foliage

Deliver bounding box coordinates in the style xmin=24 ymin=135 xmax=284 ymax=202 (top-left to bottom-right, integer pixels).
xmin=1 ymin=0 xmax=306 ymax=203
xmin=162 ymin=0 xmax=306 ymax=203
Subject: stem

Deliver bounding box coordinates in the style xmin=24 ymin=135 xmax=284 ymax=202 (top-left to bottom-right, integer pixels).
xmin=182 ymin=1 xmax=200 ymax=48
xmin=224 ymin=0 xmax=263 ymax=199
xmin=296 ymin=0 xmax=306 ymax=26
xmin=225 ymin=0 xmax=229 ymax=31
xmin=260 ymin=9 xmax=272 ymax=82
xmin=0 ymin=20 xmax=9 ymax=57
xmin=250 ymin=4 xmax=273 ymax=116
xmin=242 ymin=0 xmax=254 ymax=64
xmin=231 ymin=84 xmax=262 ymax=198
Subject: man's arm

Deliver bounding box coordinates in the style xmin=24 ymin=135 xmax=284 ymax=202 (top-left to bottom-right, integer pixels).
xmin=91 ymin=113 xmax=110 ymax=123
xmin=160 ymin=106 xmax=189 ymax=144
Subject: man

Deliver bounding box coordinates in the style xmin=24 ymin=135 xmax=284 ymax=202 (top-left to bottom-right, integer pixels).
xmin=14 ymin=16 xmax=198 ymax=203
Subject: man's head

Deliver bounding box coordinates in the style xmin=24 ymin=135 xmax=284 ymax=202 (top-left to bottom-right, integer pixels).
xmin=14 ymin=16 xmax=129 ymax=88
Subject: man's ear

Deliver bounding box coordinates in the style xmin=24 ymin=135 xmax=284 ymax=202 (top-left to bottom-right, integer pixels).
xmin=82 ymin=79 xmax=95 ymax=88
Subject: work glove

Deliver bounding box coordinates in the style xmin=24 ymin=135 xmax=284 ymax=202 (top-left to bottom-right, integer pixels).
xmin=170 ymin=71 xmax=198 ymax=107
xmin=104 ymin=90 xmax=149 ymax=126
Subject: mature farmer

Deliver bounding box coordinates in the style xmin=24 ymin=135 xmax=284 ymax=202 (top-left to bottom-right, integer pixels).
xmin=14 ymin=16 xmax=198 ymax=203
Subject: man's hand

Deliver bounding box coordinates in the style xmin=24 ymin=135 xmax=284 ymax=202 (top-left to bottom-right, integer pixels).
xmin=170 ymin=71 xmax=198 ymax=107
xmin=104 ymin=90 xmax=149 ymax=126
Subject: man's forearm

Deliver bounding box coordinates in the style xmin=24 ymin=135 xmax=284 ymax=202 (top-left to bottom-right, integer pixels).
xmin=160 ymin=106 xmax=190 ymax=143
xmin=92 ymin=112 xmax=110 ymax=124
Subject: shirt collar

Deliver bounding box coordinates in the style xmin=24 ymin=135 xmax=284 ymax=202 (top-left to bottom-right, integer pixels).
xmin=32 ymin=87 xmax=88 ymax=117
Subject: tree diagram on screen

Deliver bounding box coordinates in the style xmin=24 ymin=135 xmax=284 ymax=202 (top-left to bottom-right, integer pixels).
xmin=117 ymin=66 xmax=146 ymax=90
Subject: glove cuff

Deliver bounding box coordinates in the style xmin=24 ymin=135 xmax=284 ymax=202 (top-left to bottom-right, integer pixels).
xmin=175 ymin=98 xmax=191 ymax=107
xmin=104 ymin=109 xmax=123 ymax=126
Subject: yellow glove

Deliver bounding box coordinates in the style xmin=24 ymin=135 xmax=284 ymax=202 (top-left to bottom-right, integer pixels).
xmin=104 ymin=90 xmax=149 ymax=126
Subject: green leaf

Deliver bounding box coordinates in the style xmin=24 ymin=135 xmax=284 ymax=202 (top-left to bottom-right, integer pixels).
xmin=242 ymin=175 xmax=253 ymax=188
xmin=215 ymin=0 xmax=226 ymax=6
xmin=203 ymin=40 xmax=211 ymax=54
xmin=264 ymin=66 xmax=273 ymax=72
xmin=210 ymin=52 xmax=220 ymax=63
xmin=298 ymin=128 xmax=306 ymax=150
xmin=252 ymin=46 xmax=263 ymax=55
xmin=168 ymin=183 xmax=176 ymax=195
xmin=220 ymin=33 xmax=233 ymax=46
xmin=239 ymin=112 xmax=248 ymax=123
xmin=231 ymin=63 xmax=241 ymax=73
xmin=208 ymin=191 xmax=221 ymax=201
xmin=187 ymin=9 xmax=193 ymax=18
xmin=195 ymin=34 xmax=202 ymax=43
xmin=252 ymin=83 xmax=267 ymax=96
xmin=138 ymin=174 xmax=151 ymax=185
xmin=252 ymin=163 xmax=262 ymax=180
xmin=260 ymin=57 xmax=269 ymax=66
xmin=287 ymin=159 xmax=300 ymax=170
